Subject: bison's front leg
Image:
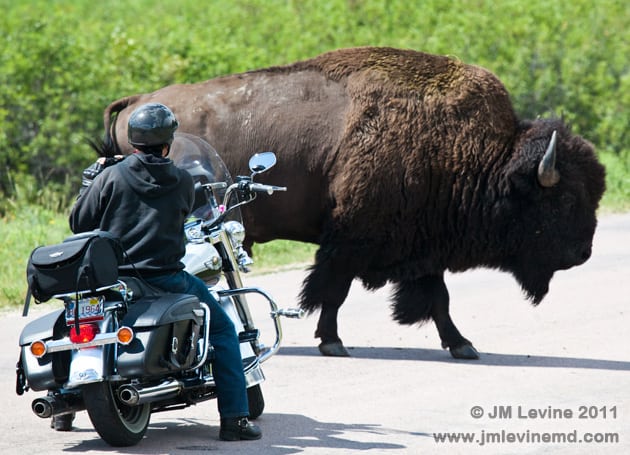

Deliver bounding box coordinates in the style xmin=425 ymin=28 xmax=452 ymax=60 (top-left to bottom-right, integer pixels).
xmin=299 ymin=247 xmax=355 ymax=357
xmin=392 ymin=275 xmax=479 ymax=360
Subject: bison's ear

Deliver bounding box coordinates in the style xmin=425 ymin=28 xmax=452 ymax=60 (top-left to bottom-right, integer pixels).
xmin=505 ymin=168 xmax=536 ymax=197
xmin=502 ymin=130 xmax=562 ymax=197
xmin=537 ymin=130 xmax=560 ymax=188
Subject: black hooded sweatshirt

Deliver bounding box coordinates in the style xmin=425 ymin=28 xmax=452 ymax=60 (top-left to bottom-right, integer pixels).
xmin=69 ymin=153 xmax=194 ymax=275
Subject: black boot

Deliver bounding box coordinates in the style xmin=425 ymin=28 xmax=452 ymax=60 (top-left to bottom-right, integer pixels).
xmin=219 ymin=417 xmax=262 ymax=441
xmin=50 ymin=412 xmax=75 ymax=431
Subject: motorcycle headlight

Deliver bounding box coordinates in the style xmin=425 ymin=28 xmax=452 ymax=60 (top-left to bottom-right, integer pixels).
xmin=224 ymin=221 xmax=246 ymax=247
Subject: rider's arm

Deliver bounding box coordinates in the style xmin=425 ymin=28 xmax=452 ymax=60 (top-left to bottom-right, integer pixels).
xmin=69 ymin=156 xmax=122 ymax=233
xmin=69 ymin=175 xmax=103 ymax=233
xmin=79 ymin=156 xmax=124 ymax=197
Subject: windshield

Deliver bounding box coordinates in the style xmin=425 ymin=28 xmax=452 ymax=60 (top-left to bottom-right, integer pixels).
xmin=170 ymin=132 xmax=240 ymax=222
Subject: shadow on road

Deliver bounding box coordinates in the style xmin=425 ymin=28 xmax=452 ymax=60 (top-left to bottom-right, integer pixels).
xmin=277 ymin=346 xmax=630 ymax=371
xmin=57 ymin=413 xmax=420 ymax=454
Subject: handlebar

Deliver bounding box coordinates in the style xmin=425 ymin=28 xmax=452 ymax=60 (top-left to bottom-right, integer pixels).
xmin=208 ymin=182 xmax=228 ymax=190
xmin=196 ymin=178 xmax=286 ymax=232
xmin=248 ymin=183 xmax=287 ymax=194
xmin=227 ymin=179 xmax=286 ymax=206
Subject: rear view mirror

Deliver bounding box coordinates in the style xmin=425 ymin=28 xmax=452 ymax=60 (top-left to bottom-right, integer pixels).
xmin=249 ymin=152 xmax=277 ymax=175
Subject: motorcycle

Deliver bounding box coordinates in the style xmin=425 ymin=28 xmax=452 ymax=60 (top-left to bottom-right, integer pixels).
xmin=15 ymin=133 xmax=302 ymax=447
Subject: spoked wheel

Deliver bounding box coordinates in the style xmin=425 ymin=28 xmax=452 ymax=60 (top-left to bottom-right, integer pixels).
xmin=247 ymin=384 xmax=265 ymax=420
xmin=83 ymin=381 xmax=151 ymax=447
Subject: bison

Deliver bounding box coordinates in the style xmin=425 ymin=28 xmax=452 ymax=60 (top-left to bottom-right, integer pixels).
xmin=99 ymin=47 xmax=606 ymax=359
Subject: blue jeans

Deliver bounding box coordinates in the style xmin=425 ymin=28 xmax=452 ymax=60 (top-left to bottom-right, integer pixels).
xmin=145 ymin=271 xmax=249 ymax=418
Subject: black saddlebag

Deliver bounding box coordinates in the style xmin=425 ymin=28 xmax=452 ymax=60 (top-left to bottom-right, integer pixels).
xmin=26 ymin=231 xmax=122 ymax=302
xmin=18 ymin=309 xmax=70 ymax=391
xmin=117 ymin=294 xmax=204 ymax=378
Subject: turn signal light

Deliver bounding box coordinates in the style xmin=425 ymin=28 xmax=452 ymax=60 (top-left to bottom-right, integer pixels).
xmin=117 ymin=326 xmax=134 ymax=345
xmin=30 ymin=340 xmax=47 ymax=358
xmin=69 ymin=323 xmax=100 ymax=344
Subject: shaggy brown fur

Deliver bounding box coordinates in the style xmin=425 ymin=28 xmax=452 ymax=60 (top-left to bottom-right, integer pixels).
xmin=100 ymin=47 xmax=605 ymax=359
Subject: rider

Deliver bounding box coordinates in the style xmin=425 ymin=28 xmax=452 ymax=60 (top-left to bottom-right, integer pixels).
xmin=68 ymin=102 xmax=262 ymax=441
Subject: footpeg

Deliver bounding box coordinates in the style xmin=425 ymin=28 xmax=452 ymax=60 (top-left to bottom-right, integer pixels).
xmin=238 ymin=329 xmax=259 ymax=343
xmin=274 ymin=308 xmax=304 ymax=319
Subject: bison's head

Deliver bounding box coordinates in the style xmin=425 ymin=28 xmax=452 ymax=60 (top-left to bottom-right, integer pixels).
xmin=498 ymin=120 xmax=606 ymax=304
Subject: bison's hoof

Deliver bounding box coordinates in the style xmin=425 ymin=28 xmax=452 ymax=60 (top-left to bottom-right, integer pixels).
xmin=318 ymin=341 xmax=350 ymax=357
xmin=449 ymin=344 xmax=479 ymax=360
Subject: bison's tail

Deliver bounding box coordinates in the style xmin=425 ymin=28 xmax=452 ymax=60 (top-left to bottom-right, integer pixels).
xmin=84 ymin=136 xmax=116 ymax=158
xmin=102 ymin=95 xmax=142 ymax=156
xmin=299 ymin=267 xmax=323 ymax=313
xmin=298 ymin=249 xmax=355 ymax=313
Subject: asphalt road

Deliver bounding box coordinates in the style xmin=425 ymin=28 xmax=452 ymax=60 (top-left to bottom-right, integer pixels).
xmin=1 ymin=213 xmax=628 ymax=455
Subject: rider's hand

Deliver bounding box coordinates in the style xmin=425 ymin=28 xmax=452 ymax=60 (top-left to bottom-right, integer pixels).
xmin=102 ymin=155 xmax=125 ymax=167
xmin=81 ymin=155 xmax=124 ymax=189
xmin=81 ymin=161 xmax=105 ymax=187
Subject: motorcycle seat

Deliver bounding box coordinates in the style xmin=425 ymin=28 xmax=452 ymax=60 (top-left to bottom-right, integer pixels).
xmin=119 ymin=275 xmax=162 ymax=300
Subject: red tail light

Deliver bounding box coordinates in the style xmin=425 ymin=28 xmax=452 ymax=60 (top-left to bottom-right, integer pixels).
xmin=69 ymin=324 xmax=100 ymax=344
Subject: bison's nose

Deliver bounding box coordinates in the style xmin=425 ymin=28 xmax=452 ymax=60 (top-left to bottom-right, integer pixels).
xmin=559 ymin=244 xmax=592 ymax=270
xmin=578 ymin=245 xmax=592 ymax=264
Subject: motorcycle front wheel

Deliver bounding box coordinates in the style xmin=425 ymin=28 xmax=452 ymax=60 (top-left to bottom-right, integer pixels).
xmin=247 ymin=384 xmax=265 ymax=420
xmin=83 ymin=381 xmax=151 ymax=447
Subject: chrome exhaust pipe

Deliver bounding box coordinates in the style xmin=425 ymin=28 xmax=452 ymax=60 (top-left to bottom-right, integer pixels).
xmin=32 ymin=395 xmax=85 ymax=418
xmin=118 ymin=380 xmax=182 ymax=406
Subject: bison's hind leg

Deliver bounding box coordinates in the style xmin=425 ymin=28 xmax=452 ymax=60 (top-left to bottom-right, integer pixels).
xmin=392 ymin=275 xmax=479 ymax=360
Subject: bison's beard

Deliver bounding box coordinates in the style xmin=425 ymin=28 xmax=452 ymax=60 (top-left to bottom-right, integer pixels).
xmin=511 ymin=266 xmax=555 ymax=305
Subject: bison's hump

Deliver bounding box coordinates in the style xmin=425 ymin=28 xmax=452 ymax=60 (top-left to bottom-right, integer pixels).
xmin=250 ymin=47 xmax=507 ymax=99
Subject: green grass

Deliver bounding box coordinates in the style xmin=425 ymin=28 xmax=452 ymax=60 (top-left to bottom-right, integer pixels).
xmin=0 ymin=205 xmax=72 ymax=308
xmin=0 ymin=204 xmax=315 ymax=310
xmin=251 ymin=240 xmax=316 ymax=274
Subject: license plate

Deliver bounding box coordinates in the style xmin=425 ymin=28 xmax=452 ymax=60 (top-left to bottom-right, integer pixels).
xmin=66 ymin=296 xmax=104 ymax=324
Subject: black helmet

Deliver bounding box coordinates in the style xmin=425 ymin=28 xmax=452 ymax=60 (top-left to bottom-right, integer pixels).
xmin=127 ymin=103 xmax=179 ymax=147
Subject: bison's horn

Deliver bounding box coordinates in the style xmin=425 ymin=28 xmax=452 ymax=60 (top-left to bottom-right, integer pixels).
xmin=537 ymin=130 xmax=560 ymax=187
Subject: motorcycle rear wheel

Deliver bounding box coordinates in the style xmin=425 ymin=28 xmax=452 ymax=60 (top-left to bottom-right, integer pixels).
xmin=83 ymin=381 xmax=151 ymax=447
xmin=247 ymin=384 xmax=265 ymax=420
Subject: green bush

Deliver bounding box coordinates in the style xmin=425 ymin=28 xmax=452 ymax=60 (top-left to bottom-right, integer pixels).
xmin=1 ymin=0 xmax=628 ymax=211
xmin=0 ymin=201 xmax=314 ymax=308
